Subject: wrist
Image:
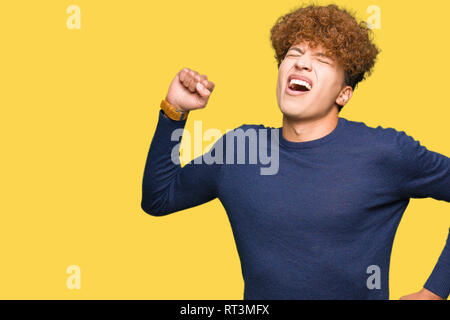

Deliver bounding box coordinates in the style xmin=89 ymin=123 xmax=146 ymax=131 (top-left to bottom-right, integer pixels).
xmin=160 ymin=98 xmax=189 ymax=121
xmin=165 ymin=97 xmax=185 ymax=112
xmin=420 ymin=288 xmax=444 ymax=300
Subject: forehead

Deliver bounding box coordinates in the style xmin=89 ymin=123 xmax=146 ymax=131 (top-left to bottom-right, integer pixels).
xmin=285 ymin=41 xmax=345 ymax=74
xmin=289 ymin=41 xmax=330 ymax=55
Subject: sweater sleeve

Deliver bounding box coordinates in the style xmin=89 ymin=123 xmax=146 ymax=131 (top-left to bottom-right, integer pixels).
xmin=395 ymin=131 xmax=450 ymax=201
xmin=424 ymin=229 xmax=450 ymax=299
xmin=395 ymin=131 xmax=450 ymax=299
xmin=140 ymin=109 xmax=225 ymax=216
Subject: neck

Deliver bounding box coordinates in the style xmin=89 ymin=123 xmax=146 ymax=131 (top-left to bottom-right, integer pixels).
xmin=281 ymin=108 xmax=339 ymax=143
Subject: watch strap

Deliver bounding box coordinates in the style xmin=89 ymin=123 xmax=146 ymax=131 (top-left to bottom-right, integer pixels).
xmin=160 ymin=99 xmax=189 ymax=121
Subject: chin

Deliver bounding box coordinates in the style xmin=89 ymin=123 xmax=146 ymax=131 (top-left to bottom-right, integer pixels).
xmin=279 ymin=102 xmax=310 ymax=118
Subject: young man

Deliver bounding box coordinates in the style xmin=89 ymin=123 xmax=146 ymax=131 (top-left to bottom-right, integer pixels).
xmin=141 ymin=4 xmax=449 ymax=299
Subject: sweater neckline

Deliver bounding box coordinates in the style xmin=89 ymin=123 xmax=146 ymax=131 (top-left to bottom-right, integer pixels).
xmin=277 ymin=117 xmax=347 ymax=149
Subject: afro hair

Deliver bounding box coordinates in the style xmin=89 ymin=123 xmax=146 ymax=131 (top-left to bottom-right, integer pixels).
xmin=270 ymin=3 xmax=380 ymax=99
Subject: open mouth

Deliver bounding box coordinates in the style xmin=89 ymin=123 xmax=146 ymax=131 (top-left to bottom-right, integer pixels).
xmin=286 ymin=78 xmax=312 ymax=95
xmin=289 ymin=78 xmax=312 ymax=91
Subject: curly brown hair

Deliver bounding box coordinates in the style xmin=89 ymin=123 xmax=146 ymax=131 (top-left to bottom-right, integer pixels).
xmin=270 ymin=3 xmax=380 ymax=97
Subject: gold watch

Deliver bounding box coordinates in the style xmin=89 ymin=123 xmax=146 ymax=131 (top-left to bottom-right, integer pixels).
xmin=160 ymin=99 xmax=189 ymax=121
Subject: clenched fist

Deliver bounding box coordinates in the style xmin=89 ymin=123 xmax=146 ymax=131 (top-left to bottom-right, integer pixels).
xmin=165 ymin=68 xmax=215 ymax=112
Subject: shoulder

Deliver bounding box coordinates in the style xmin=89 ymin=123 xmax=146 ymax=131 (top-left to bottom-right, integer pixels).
xmin=235 ymin=123 xmax=267 ymax=131
xmin=223 ymin=123 xmax=270 ymax=137
xmin=341 ymin=118 xmax=428 ymax=170
xmin=220 ymin=123 xmax=274 ymax=155
xmin=343 ymin=118 xmax=417 ymax=150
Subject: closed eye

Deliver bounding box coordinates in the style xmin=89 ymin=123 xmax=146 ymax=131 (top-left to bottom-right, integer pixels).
xmin=286 ymin=54 xmax=331 ymax=65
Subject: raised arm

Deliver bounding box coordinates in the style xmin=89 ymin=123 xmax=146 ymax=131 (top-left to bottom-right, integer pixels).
xmin=141 ymin=68 xmax=221 ymax=216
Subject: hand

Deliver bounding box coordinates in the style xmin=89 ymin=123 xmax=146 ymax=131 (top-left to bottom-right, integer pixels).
xmin=399 ymin=288 xmax=444 ymax=300
xmin=165 ymin=68 xmax=215 ymax=112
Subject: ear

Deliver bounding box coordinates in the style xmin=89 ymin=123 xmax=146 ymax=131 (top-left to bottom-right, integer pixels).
xmin=336 ymin=86 xmax=353 ymax=107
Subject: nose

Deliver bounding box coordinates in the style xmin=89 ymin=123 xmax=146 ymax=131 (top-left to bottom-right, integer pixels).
xmin=294 ymin=54 xmax=312 ymax=71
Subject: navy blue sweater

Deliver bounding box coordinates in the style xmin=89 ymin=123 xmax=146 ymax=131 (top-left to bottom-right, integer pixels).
xmin=141 ymin=109 xmax=450 ymax=299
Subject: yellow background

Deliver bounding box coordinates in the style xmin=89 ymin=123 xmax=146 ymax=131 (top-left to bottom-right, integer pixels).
xmin=0 ymin=0 xmax=448 ymax=299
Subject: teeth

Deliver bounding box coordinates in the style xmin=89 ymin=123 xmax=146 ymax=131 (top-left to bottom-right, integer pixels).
xmin=289 ymin=78 xmax=312 ymax=91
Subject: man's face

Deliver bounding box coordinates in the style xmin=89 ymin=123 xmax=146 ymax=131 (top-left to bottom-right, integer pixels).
xmin=276 ymin=41 xmax=351 ymax=120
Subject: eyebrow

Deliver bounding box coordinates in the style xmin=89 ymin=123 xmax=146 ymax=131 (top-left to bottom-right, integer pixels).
xmin=288 ymin=47 xmax=333 ymax=59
